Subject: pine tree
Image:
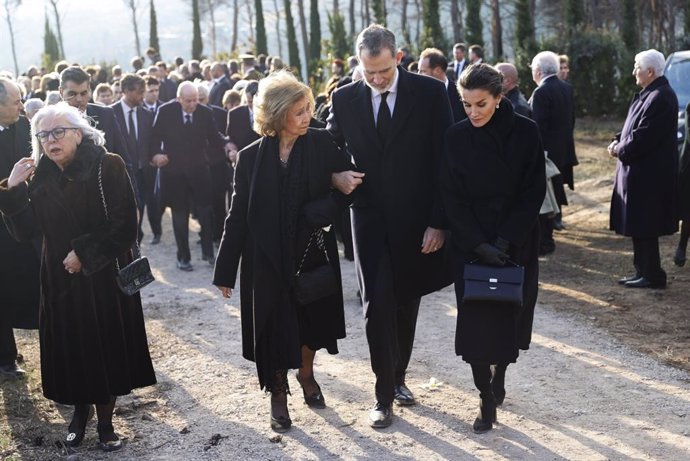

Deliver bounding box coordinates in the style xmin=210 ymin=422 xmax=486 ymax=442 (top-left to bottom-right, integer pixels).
xmin=420 ymin=0 xmax=445 ymax=50
xmin=371 ymin=0 xmax=385 ymax=26
xmin=327 ymin=11 xmax=349 ymax=60
xmin=514 ymin=0 xmax=534 ymax=50
xmin=283 ymin=0 xmax=302 ymax=77
xmin=191 ymin=0 xmax=203 ymax=59
xmin=255 ymin=0 xmax=267 ymax=54
xmin=621 ymin=0 xmax=637 ymax=52
xmin=149 ymin=0 xmax=160 ymax=55
xmin=564 ymin=0 xmax=585 ymax=36
xmin=42 ymin=14 xmax=61 ymax=71
xmin=465 ymin=0 xmax=483 ymax=46
xmin=309 ymin=0 xmax=321 ymax=75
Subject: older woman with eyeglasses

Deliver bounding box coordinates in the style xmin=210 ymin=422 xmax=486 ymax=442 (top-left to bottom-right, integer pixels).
xmin=0 ymin=102 xmax=156 ymax=452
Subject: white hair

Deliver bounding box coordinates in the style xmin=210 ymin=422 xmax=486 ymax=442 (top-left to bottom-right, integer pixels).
xmin=176 ymin=80 xmax=197 ymax=97
xmin=531 ymin=51 xmax=560 ymax=77
xmin=45 ymin=91 xmax=62 ymax=105
xmin=30 ymin=102 xmax=105 ymax=162
xmin=195 ymin=82 xmax=209 ymax=101
xmin=635 ymin=49 xmax=665 ymax=76
xmin=24 ymin=98 xmax=44 ymax=118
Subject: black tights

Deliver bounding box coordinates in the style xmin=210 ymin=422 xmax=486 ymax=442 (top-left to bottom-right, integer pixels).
xmin=470 ymin=363 xmax=509 ymax=399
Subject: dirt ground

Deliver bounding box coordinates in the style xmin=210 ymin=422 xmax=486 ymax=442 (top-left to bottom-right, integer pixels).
xmin=2 ymin=119 xmax=690 ymax=460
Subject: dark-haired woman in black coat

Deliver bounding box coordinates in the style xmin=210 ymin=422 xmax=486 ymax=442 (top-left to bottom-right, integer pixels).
xmin=441 ymin=64 xmax=545 ymax=433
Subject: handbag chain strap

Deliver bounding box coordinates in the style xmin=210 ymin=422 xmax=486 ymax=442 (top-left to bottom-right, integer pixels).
xmin=295 ymin=228 xmax=330 ymax=276
xmin=97 ymin=159 xmax=141 ymax=270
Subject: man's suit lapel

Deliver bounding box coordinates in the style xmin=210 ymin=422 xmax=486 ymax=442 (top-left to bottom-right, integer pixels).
xmin=385 ymin=68 xmax=415 ymax=149
xmin=351 ymin=82 xmax=383 ymax=152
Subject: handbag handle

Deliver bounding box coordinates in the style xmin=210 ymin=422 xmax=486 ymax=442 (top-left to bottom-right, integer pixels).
xmin=295 ymin=228 xmax=330 ymax=276
xmin=467 ymin=258 xmax=521 ymax=267
xmin=97 ymin=159 xmax=141 ymax=270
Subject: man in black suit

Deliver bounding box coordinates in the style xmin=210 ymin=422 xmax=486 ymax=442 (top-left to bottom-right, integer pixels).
xmin=111 ymin=74 xmax=161 ymax=244
xmin=327 ymin=25 xmax=453 ymax=428
xmin=0 ymin=78 xmax=40 ymax=377
xmin=495 ymin=62 xmax=532 ymax=118
xmin=155 ymin=61 xmax=178 ymax=103
xmin=142 ymin=75 xmax=163 ymax=113
xmin=150 ymin=81 xmax=229 ymax=271
xmin=208 ymin=62 xmax=232 ymax=108
xmin=197 ymin=83 xmax=231 ymax=243
xmin=225 ymin=80 xmax=260 ymax=162
xmin=448 ymin=42 xmax=468 ymax=81
xmin=529 ymin=51 xmax=578 ymax=255
xmin=419 ymin=47 xmax=466 ymax=122
xmin=59 ymin=66 xmax=135 ymax=181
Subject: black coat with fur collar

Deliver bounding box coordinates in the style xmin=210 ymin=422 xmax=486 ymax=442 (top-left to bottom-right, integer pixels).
xmin=0 ymin=140 xmax=156 ymax=404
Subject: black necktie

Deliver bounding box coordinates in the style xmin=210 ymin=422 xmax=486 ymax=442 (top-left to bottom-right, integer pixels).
xmin=456 ymin=62 xmax=461 ymax=79
xmin=127 ymin=108 xmax=137 ymax=142
xmin=185 ymin=114 xmax=192 ymax=125
xmin=377 ymin=91 xmax=391 ymax=142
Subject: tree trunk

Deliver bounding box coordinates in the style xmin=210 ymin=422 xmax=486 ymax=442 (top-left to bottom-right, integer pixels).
xmin=207 ymin=0 xmax=217 ymax=57
xmin=297 ymin=0 xmax=309 ymax=78
xmin=128 ymin=0 xmax=143 ymax=57
xmin=49 ymin=0 xmax=65 ymax=58
xmin=401 ymin=0 xmax=410 ymax=45
xmin=273 ymin=0 xmax=283 ymax=57
xmin=231 ymin=0 xmax=239 ymax=52
xmin=349 ymin=0 xmax=355 ymax=36
xmin=246 ymin=0 xmax=254 ymax=41
xmin=490 ymin=0 xmax=502 ymax=60
xmin=450 ymin=0 xmax=462 ymax=43
xmin=333 ymin=0 xmax=339 ymax=14
xmin=414 ymin=0 xmax=421 ymax=46
xmin=364 ymin=0 xmax=370 ymax=26
xmin=3 ymin=0 xmax=19 ymax=77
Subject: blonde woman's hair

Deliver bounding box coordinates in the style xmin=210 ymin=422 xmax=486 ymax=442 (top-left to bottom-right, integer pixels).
xmin=31 ymin=101 xmax=105 ymax=162
xmin=253 ymin=70 xmax=314 ymax=137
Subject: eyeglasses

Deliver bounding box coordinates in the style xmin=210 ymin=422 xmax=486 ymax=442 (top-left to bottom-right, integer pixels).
xmin=35 ymin=127 xmax=78 ymax=142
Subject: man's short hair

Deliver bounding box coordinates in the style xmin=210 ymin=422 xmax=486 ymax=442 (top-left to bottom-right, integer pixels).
xmin=635 ymin=49 xmax=666 ymax=76
xmin=120 ymin=73 xmax=145 ymax=92
xmin=531 ymin=51 xmax=560 ymax=76
xmin=222 ymin=89 xmax=242 ymax=107
xmin=156 ymin=61 xmax=168 ymax=70
xmin=245 ymin=80 xmax=259 ymax=97
xmin=419 ymin=48 xmax=448 ymax=71
xmin=94 ymin=82 xmax=113 ymax=96
xmin=356 ymin=24 xmax=397 ymax=58
xmin=143 ymin=75 xmax=160 ymax=86
xmin=469 ymin=45 xmax=484 ymax=60
xmin=0 ymin=77 xmax=14 ymax=105
xmin=60 ymin=66 xmax=90 ymax=87
xmin=453 ymin=43 xmax=467 ymax=52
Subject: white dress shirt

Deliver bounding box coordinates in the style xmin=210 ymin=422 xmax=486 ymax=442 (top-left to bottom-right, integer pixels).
xmin=369 ymin=68 xmax=400 ymax=127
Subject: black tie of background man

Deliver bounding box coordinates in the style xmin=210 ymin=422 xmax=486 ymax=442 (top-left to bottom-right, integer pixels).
xmin=128 ymin=109 xmax=137 ymax=146
xmin=377 ymin=91 xmax=391 ymax=142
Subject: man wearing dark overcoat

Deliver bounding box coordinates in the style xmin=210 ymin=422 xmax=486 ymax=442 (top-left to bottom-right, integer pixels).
xmin=608 ymin=49 xmax=679 ymax=289
xmin=150 ymin=81 xmax=229 ymax=271
xmin=529 ymin=51 xmax=578 ymax=254
xmin=418 ymin=47 xmax=466 ymax=123
xmin=496 ymin=62 xmax=533 ymax=119
xmin=208 ymin=62 xmax=232 ymax=108
xmin=0 ymin=78 xmax=40 ymax=377
xmin=327 ymin=25 xmax=453 ymax=428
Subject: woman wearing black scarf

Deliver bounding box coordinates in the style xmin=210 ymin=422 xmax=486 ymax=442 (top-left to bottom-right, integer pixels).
xmin=441 ymin=64 xmax=546 ymax=433
xmin=213 ymin=71 xmax=356 ymax=432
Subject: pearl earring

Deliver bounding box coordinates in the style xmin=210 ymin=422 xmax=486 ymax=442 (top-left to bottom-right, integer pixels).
xmin=496 ymin=103 xmax=500 ymax=109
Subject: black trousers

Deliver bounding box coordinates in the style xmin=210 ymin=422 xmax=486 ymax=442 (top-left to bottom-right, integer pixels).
xmin=363 ymin=246 xmax=421 ymax=405
xmin=0 ymin=326 xmax=17 ymax=366
xmin=632 ymin=236 xmax=666 ymax=284
xmin=539 ymin=215 xmax=555 ymax=247
xmin=136 ymin=166 xmax=163 ymax=238
xmin=209 ymin=161 xmax=232 ymax=242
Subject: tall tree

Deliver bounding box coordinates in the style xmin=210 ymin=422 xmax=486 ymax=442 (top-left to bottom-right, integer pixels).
xmin=2 ymin=0 xmax=21 ymax=77
xmin=192 ymin=0 xmax=203 ymax=59
xmin=255 ymin=0 xmax=268 ymax=54
xmin=685 ymin=0 xmax=690 ymax=37
xmin=297 ymin=0 xmax=309 ymax=76
xmin=124 ymin=0 xmax=143 ymax=57
xmin=149 ymin=0 xmax=160 ymax=56
xmin=48 ymin=0 xmax=65 ymax=58
xmin=42 ymin=14 xmax=60 ymax=71
xmin=200 ymin=0 xmax=219 ymax=57
xmin=465 ymin=0 xmax=483 ymax=46
xmin=272 ymin=0 xmax=283 ymax=57
xmin=309 ymin=0 xmax=321 ymax=75
xmin=328 ymin=10 xmax=349 ymax=60
xmin=231 ymin=0 xmax=239 ymax=52
xmin=450 ymin=0 xmax=463 ymax=44
xmin=621 ymin=0 xmax=638 ymax=52
xmin=349 ymin=0 xmax=355 ymax=37
xmin=283 ymin=0 xmax=302 ymax=77
xmin=371 ymin=0 xmax=386 ymax=25
xmin=420 ymin=0 xmax=445 ymax=50
xmin=514 ymin=0 xmax=534 ymax=50
xmin=564 ymin=0 xmax=585 ymax=36
xmin=490 ymin=0 xmax=503 ymax=60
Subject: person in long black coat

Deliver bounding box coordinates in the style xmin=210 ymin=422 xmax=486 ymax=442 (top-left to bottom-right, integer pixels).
xmin=0 ymin=80 xmax=40 ymax=377
xmin=327 ymin=25 xmax=453 ymax=429
xmin=0 ymin=102 xmax=156 ymax=452
xmin=441 ymin=64 xmax=545 ymax=433
xmin=673 ymin=101 xmax=690 ymax=267
xmin=608 ymin=49 xmax=678 ymax=288
xmin=213 ymin=71 xmax=354 ymax=433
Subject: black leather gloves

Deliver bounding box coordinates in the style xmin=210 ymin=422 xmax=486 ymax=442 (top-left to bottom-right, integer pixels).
xmin=474 ymin=243 xmax=509 ymax=266
xmin=493 ymin=237 xmax=510 ymax=254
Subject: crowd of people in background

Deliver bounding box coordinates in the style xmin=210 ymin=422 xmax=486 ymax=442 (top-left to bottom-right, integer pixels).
xmin=1 ymin=21 xmax=686 ymax=452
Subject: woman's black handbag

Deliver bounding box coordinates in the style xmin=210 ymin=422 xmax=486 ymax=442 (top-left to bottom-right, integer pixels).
xmin=294 ymin=228 xmax=338 ymax=305
xmin=462 ymin=260 xmax=524 ymax=306
xmin=98 ymin=160 xmax=155 ymax=296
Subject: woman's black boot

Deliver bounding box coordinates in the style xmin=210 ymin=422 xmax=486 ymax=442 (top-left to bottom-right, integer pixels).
xmin=491 ymin=363 xmax=508 ymax=406
xmin=473 ymin=394 xmax=497 ymax=434
xmin=270 ymin=370 xmax=292 ymax=433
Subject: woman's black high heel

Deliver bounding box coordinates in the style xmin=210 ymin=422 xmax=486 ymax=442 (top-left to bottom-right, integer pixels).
xmin=295 ymin=372 xmax=326 ymax=409
xmin=97 ymin=422 xmax=122 ymax=452
xmin=270 ymin=371 xmax=292 ymax=433
xmin=472 ymin=395 xmax=497 ymax=434
xmin=65 ymin=405 xmax=94 ymax=447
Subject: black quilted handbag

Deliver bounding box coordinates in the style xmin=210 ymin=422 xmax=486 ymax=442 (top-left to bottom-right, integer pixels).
xmin=462 ymin=260 xmax=524 ymax=306
xmin=98 ymin=160 xmax=155 ymax=296
xmin=293 ymin=228 xmax=338 ymax=305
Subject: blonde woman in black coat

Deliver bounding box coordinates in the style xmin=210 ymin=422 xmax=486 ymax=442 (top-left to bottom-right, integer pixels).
xmin=441 ymin=64 xmax=545 ymax=433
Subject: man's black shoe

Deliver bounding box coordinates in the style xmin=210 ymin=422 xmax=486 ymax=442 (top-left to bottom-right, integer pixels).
xmin=552 ymin=215 xmax=566 ymax=231
xmin=0 ymin=362 xmax=26 ymax=377
xmin=177 ymin=260 xmax=194 ymax=272
xmin=394 ymin=384 xmax=416 ymax=406
xmin=369 ymin=402 xmax=392 ymax=428
xmin=618 ymin=274 xmax=641 ymax=285
xmin=150 ymin=235 xmax=161 ymax=245
xmin=624 ymin=277 xmax=666 ymax=289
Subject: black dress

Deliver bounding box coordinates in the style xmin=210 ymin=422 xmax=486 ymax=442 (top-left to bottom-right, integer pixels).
xmin=441 ymin=100 xmax=546 ymax=365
